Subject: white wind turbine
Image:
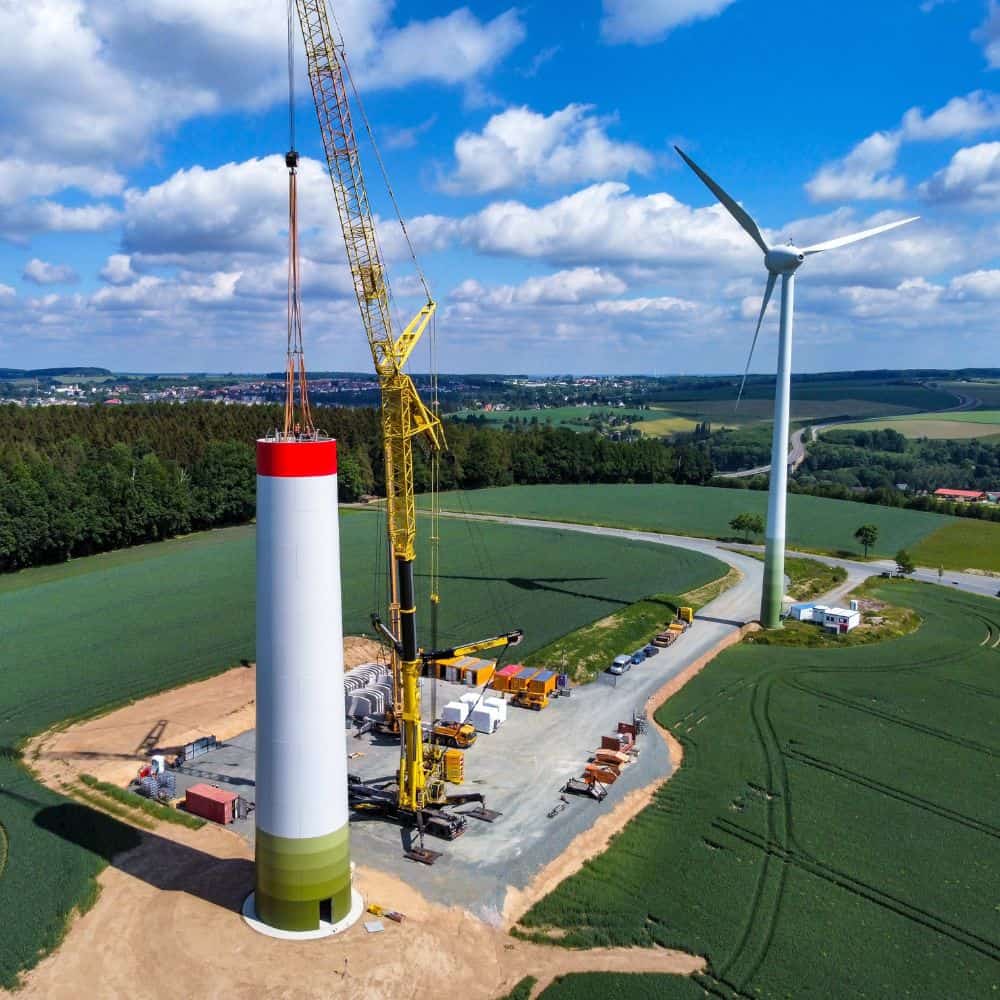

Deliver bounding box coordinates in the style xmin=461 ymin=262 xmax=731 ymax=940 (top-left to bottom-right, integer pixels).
xmin=675 ymin=146 xmax=918 ymax=628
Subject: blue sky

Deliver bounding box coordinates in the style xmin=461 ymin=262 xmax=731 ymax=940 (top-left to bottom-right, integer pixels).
xmin=0 ymin=0 xmax=997 ymax=374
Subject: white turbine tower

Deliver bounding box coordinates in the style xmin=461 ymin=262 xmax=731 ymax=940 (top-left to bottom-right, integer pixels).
xmin=675 ymin=146 xmax=918 ymax=628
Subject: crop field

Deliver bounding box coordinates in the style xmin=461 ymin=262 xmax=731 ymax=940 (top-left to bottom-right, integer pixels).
xmin=828 ymin=409 xmax=1000 ymax=440
xmin=0 ymin=513 xmax=724 ymax=988
xmin=432 ymin=484 xmax=958 ymax=561
xmin=450 ymin=406 xmax=651 ymax=428
xmin=911 ymin=519 xmax=1000 ymax=573
xmin=940 ymin=380 xmax=1000 ymax=408
xmin=520 ymin=582 xmax=1000 ymax=998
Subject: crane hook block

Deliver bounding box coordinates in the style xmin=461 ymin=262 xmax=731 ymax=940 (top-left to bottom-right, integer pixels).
xmin=285 ymin=149 xmax=299 ymax=170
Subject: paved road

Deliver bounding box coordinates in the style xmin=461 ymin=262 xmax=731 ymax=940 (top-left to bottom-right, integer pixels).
xmin=718 ymin=425 xmax=811 ymax=480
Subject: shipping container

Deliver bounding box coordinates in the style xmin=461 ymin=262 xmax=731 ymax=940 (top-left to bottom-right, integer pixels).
xmin=509 ymin=667 xmax=541 ymax=693
xmin=461 ymin=661 xmax=495 ymax=686
xmin=184 ymin=783 xmax=238 ymax=824
xmin=482 ymin=696 xmax=508 ymax=722
xmin=491 ymin=663 xmax=522 ymax=693
xmin=527 ymin=669 xmax=556 ymax=695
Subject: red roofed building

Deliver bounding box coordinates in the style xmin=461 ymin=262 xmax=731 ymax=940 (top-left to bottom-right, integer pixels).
xmin=933 ymin=488 xmax=987 ymax=502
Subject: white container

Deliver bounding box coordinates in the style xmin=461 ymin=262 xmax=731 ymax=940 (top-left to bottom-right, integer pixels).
xmin=441 ymin=701 xmax=470 ymax=724
xmin=468 ymin=706 xmax=500 ymax=734
xmin=460 ymin=692 xmax=482 ymax=707
xmin=482 ymin=696 xmax=508 ymax=723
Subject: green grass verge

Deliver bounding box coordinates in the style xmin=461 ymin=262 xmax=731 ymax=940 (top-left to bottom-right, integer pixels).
xmin=516 ymin=582 xmax=1000 ymax=998
xmin=911 ymin=519 xmax=1000 ymax=574
xmin=523 ymin=593 xmax=686 ymax=683
xmin=743 ymin=552 xmax=847 ymax=601
xmin=78 ymin=774 xmax=205 ymax=829
xmin=523 ymin=568 xmax=736 ymax=683
xmin=430 ymin=484 xmax=956 ymax=560
xmin=62 ymin=781 xmax=156 ymax=831
xmin=0 ymin=514 xmax=724 ymax=989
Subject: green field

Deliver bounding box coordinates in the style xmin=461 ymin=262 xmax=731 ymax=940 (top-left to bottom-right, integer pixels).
xmin=0 ymin=513 xmax=724 ymax=988
xmin=522 ymin=582 xmax=1000 ymax=998
xmin=912 ymin=519 xmax=1000 ymax=574
xmin=828 ymin=409 xmax=1000 ymax=440
xmin=431 ymin=484 xmax=965 ymax=562
xmin=451 ymin=405 xmax=651 ymax=428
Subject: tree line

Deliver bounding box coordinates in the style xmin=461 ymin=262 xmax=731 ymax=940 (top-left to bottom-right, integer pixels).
xmin=0 ymin=402 xmax=715 ymax=572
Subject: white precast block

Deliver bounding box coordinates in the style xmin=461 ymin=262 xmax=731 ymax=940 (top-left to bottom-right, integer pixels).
xmin=256 ymin=440 xmax=347 ymax=842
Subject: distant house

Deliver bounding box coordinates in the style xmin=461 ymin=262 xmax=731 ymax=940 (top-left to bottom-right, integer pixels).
xmin=987 ymin=492 xmax=1000 ymax=504
xmin=933 ymin=488 xmax=986 ymax=503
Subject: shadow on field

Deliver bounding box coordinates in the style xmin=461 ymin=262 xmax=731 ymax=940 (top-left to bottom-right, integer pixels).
xmin=696 ymin=614 xmax=748 ymax=628
xmin=35 ymin=803 xmax=252 ymax=912
xmin=432 ymin=573 xmax=679 ymax=610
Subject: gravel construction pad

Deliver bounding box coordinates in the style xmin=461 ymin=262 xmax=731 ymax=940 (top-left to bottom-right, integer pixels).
xmin=170 ymin=617 xmax=740 ymax=920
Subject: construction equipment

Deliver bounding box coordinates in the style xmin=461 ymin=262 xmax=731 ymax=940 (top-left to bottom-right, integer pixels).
xmin=293 ymin=1 xmax=521 ymax=843
xmin=678 ymin=606 xmax=694 ymax=624
xmin=563 ymin=774 xmax=608 ymax=802
xmin=367 ymin=903 xmax=405 ymax=923
xmin=430 ymin=720 xmax=477 ymax=749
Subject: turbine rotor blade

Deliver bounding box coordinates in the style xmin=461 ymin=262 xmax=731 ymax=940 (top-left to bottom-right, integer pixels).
xmin=674 ymin=146 xmax=769 ymax=254
xmin=802 ymin=216 xmax=919 ymax=255
xmin=736 ymin=272 xmax=777 ymax=409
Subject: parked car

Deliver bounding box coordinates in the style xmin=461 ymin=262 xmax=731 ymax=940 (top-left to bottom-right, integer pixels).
xmin=609 ymin=654 xmax=632 ymax=676
xmin=643 ymin=643 xmax=660 ymax=658
xmin=630 ymin=649 xmax=646 ymax=665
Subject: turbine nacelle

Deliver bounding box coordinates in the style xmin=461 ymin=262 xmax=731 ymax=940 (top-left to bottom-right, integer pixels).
xmin=764 ymin=245 xmax=805 ymax=275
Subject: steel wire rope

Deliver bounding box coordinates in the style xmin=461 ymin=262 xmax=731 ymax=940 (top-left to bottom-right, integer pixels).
xmin=328 ymin=7 xmax=431 ymax=304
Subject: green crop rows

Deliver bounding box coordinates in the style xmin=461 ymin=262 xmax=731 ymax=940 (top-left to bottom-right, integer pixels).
xmin=518 ymin=582 xmax=1000 ymax=998
xmin=431 ymin=483 xmax=957 ymax=560
xmin=0 ymin=512 xmax=723 ymax=988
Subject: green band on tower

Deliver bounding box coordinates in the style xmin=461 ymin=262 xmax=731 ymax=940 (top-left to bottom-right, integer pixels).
xmin=255 ymin=825 xmax=351 ymax=932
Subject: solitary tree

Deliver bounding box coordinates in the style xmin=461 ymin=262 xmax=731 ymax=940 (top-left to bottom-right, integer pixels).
xmin=730 ymin=512 xmax=765 ymax=543
xmin=854 ymin=523 xmax=879 ymax=558
xmin=895 ymin=549 xmax=916 ymax=576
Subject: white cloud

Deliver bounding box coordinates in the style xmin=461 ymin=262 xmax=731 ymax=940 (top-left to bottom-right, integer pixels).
xmin=451 ymin=267 xmax=627 ymax=306
xmin=919 ymin=141 xmax=1000 ymax=209
xmin=947 ymin=268 xmax=1000 ymax=299
xmin=806 ymin=132 xmax=906 ymax=202
xmin=444 ymin=104 xmax=654 ymax=194
xmin=806 ymin=91 xmax=1000 ymax=202
xmin=382 ymin=115 xmax=438 ymax=151
xmin=99 ymin=254 xmax=138 ymax=285
xmin=364 ymin=8 xmax=524 ymax=89
xmin=974 ymin=1 xmax=1000 ymax=68
xmin=0 ymin=1 xmax=523 ymax=170
xmin=23 ymin=258 xmax=79 ymax=285
xmin=450 ymin=182 xmax=754 ymax=267
xmin=601 ymin=0 xmax=737 ymax=44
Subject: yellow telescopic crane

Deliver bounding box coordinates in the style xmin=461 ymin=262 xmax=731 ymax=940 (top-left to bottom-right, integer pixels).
xmin=292 ymin=1 xmax=449 ymax=829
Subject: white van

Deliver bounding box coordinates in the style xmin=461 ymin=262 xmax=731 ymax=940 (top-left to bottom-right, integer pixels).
xmin=609 ymin=655 xmax=632 ymax=676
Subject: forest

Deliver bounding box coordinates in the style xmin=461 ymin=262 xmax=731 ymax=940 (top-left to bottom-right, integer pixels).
xmin=0 ymin=402 xmax=713 ymax=572
xmin=800 ymin=428 xmax=1000 ymax=492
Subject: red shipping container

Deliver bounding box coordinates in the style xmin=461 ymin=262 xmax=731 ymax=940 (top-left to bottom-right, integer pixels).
xmin=185 ymin=783 xmax=237 ymax=824
xmin=617 ymin=722 xmax=637 ymax=738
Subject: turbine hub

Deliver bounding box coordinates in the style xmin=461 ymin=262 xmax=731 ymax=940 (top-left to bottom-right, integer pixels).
xmin=764 ymin=245 xmax=805 ymax=274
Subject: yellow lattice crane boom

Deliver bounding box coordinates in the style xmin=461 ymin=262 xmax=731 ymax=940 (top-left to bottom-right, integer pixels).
xmin=293 ymin=0 xmax=444 ymax=819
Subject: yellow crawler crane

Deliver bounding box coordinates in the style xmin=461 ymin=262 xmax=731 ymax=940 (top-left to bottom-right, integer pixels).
xmin=293 ymin=1 xmax=518 ymax=846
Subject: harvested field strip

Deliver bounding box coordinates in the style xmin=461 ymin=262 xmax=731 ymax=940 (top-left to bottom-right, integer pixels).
xmin=78 ymin=774 xmax=205 ymax=829
xmin=62 ymin=782 xmax=156 ymax=831
xmin=518 ymin=582 xmax=1000 ymax=998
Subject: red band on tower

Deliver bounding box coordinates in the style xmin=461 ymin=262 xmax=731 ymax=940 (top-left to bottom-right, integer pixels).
xmin=256 ymin=440 xmax=338 ymax=478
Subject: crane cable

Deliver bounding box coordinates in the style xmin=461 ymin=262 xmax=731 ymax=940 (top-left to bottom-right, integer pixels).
xmin=283 ymin=0 xmax=314 ymax=439
xmin=328 ymin=7 xmax=432 ymax=306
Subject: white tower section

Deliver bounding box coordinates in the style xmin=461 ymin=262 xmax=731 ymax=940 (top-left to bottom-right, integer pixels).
xmin=253 ymin=438 xmax=352 ymax=931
